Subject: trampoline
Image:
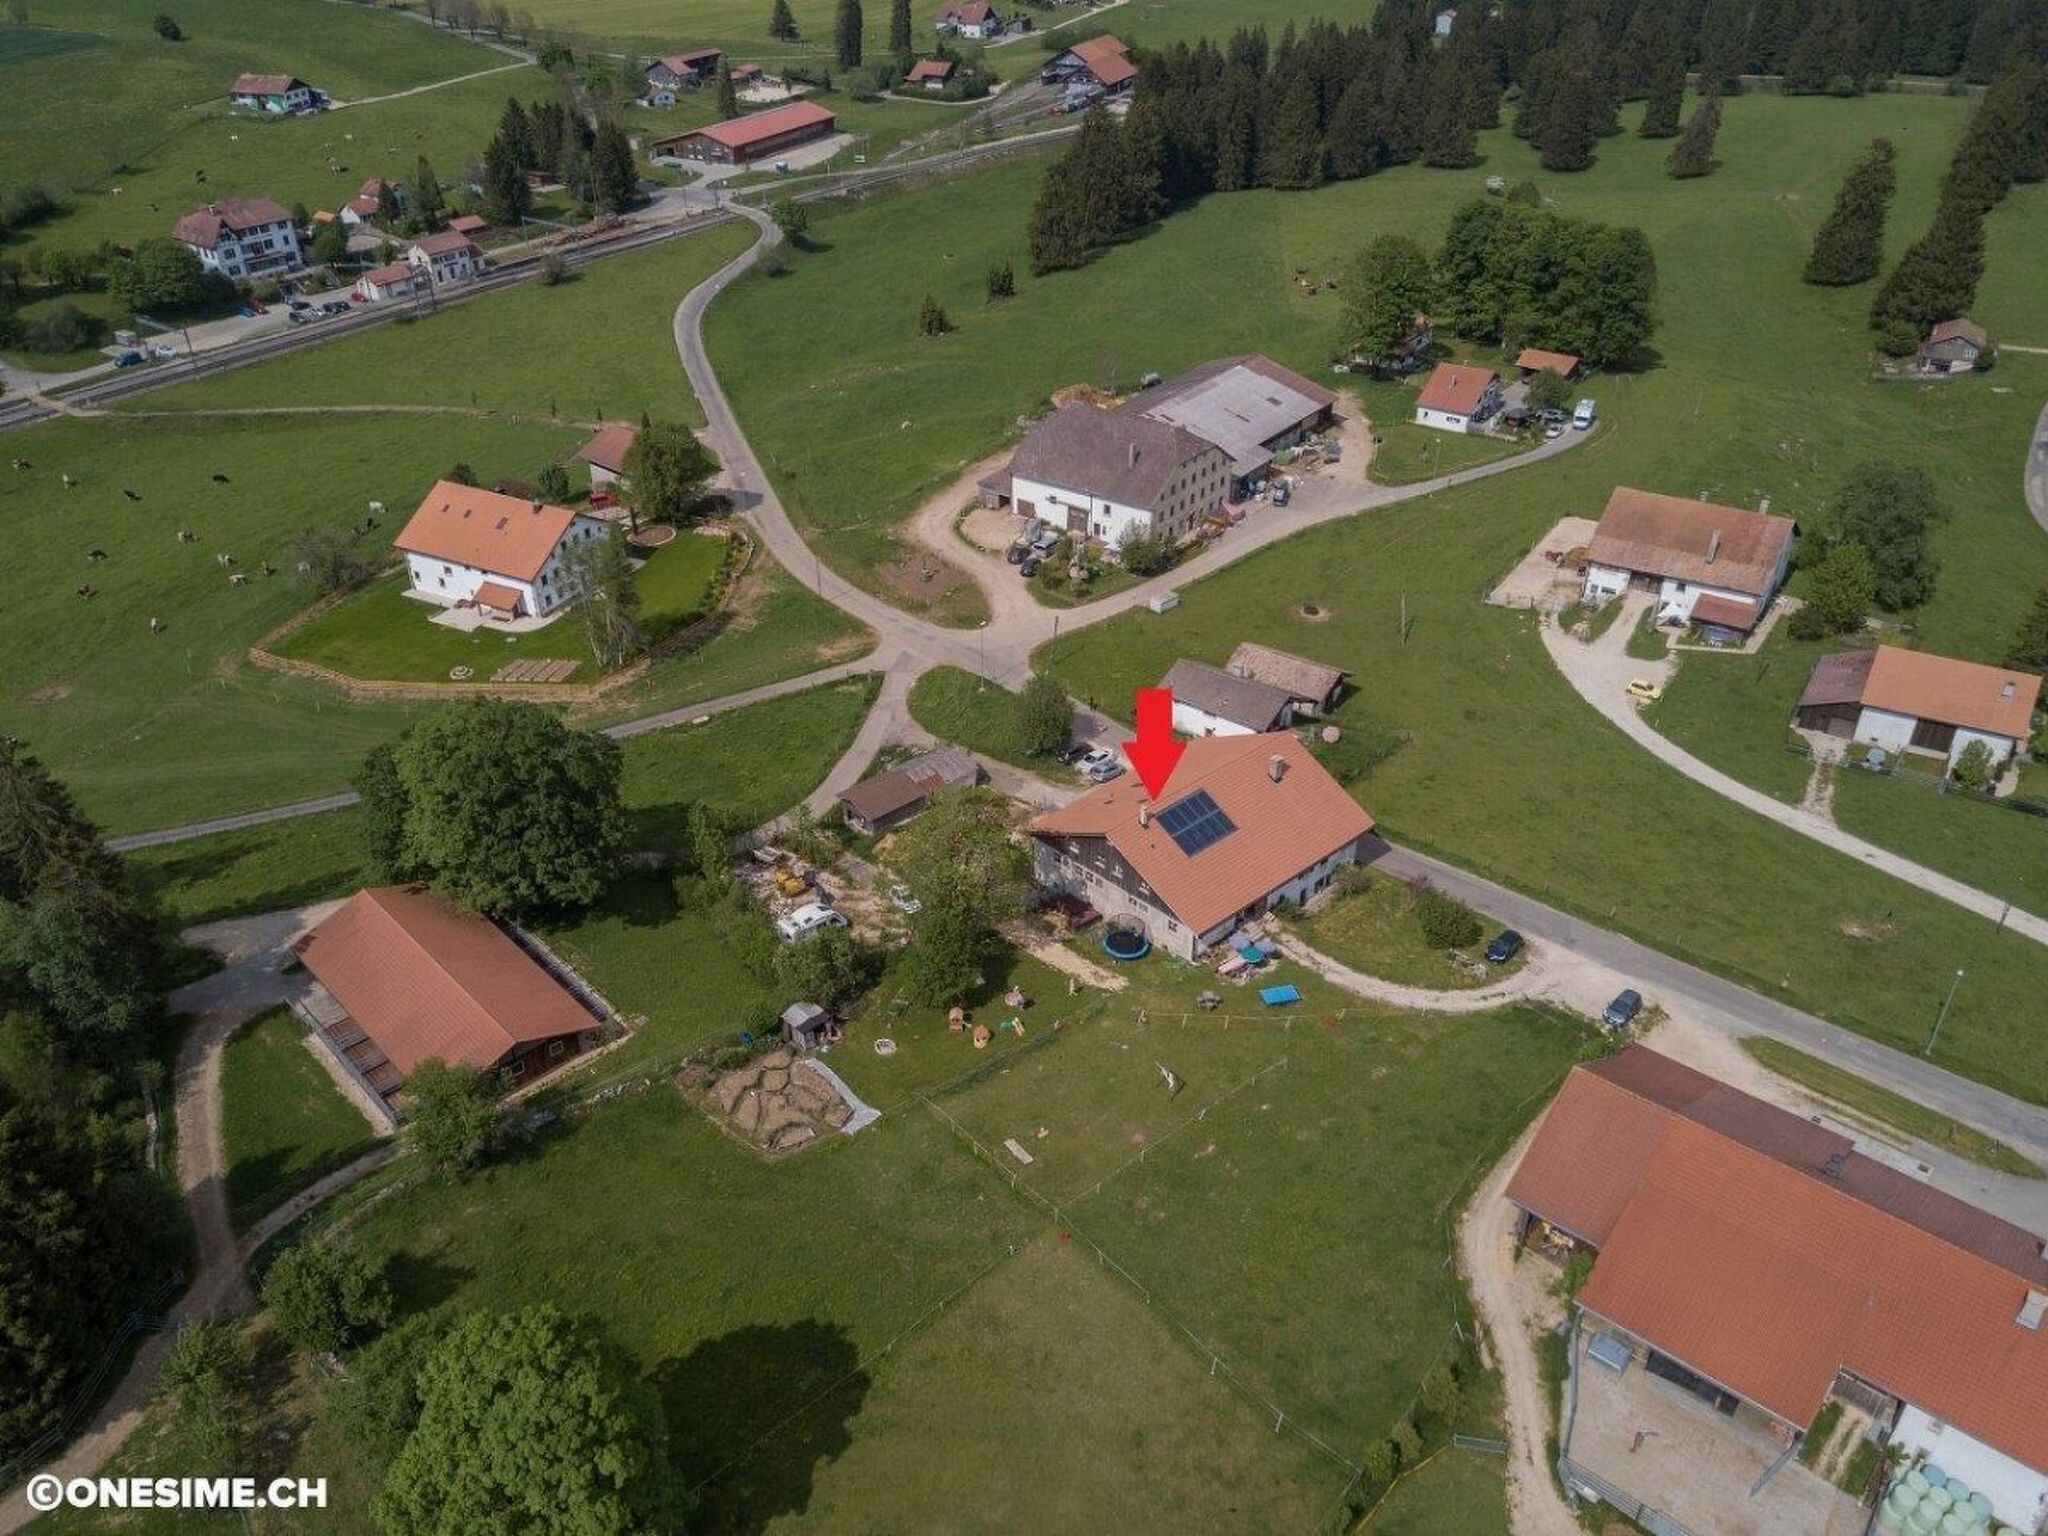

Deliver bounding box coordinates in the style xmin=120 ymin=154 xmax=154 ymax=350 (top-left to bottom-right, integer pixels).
xmin=1101 ymin=926 xmax=1152 ymax=962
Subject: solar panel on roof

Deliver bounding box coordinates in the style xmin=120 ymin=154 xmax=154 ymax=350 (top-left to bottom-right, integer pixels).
xmin=1155 ymin=790 xmax=1237 ymax=856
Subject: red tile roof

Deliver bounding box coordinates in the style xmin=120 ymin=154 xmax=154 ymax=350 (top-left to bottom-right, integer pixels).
xmin=409 ymin=229 xmax=478 ymax=258
xmin=1584 ymin=486 xmax=1795 ymax=599
xmin=1067 ymin=34 xmax=1136 ymax=87
xmin=575 ymin=423 xmax=638 ymax=474
xmin=393 ymin=481 xmax=585 ymax=581
xmin=939 ymin=0 xmax=997 ymax=20
xmin=1510 ymin=1049 xmax=2048 ymax=1471
xmin=680 ymin=98 xmax=837 ymax=152
xmin=359 ymin=262 xmax=413 ymax=286
xmin=448 ymin=213 xmax=489 ymax=235
xmin=1415 ymin=362 xmax=1497 ymax=417
xmin=1926 ymin=317 xmax=1988 ymax=349
xmin=294 ymin=887 xmax=595 ymax=1078
xmin=653 ymin=48 xmax=723 ymax=73
xmin=172 ymin=198 xmax=295 ymax=248
xmin=1686 ymin=592 xmax=1758 ymax=631
xmin=1840 ymin=645 xmax=2041 ymax=741
xmin=1029 ymin=732 xmax=1374 ymax=935
xmin=1515 ymin=347 xmax=1580 ymax=375
xmin=233 ymin=73 xmax=304 ymax=96
xmin=472 ymin=580 xmax=523 ymax=613
xmin=906 ymin=58 xmax=956 ymax=81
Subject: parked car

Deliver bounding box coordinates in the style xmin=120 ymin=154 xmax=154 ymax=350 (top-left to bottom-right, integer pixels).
xmin=1019 ymin=556 xmax=1041 ymax=578
xmin=887 ymin=884 xmax=922 ymax=915
xmin=287 ymin=309 xmax=314 ymax=325
xmin=318 ymin=300 xmax=350 ymax=317
xmin=1624 ymin=678 xmax=1663 ymax=703
xmin=1054 ymin=742 xmax=1091 ymax=765
xmin=151 ymin=342 xmax=178 ymax=360
xmin=1270 ymin=479 xmax=1291 ymax=507
xmin=1077 ymin=746 xmax=1116 ymax=774
xmin=1483 ymin=930 xmax=1524 ymax=965
xmin=1007 ymin=542 xmax=1029 ymax=565
xmin=1543 ymin=419 xmax=1566 ymax=440
xmin=1083 ymin=759 xmax=1125 ymax=783
xmin=1572 ymin=398 xmax=1597 ymax=430
xmin=285 ymin=297 xmax=311 ymax=311
xmin=112 ymin=350 xmax=144 ymax=368
xmin=775 ymin=902 xmax=848 ymax=942
xmin=1602 ymin=988 xmax=1643 ymax=1030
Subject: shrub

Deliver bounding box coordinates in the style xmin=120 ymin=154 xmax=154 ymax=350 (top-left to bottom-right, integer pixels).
xmin=1414 ymin=886 xmax=1482 ymax=949
xmin=1118 ymin=531 xmax=1174 ymax=576
xmin=1333 ymin=863 xmax=1372 ymax=897
xmin=152 ymin=11 xmax=183 ymax=39
xmin=1952 ymin=739 xmax=1996 ymax=790
xmin=17 ymin=301 xmax=101 ymax=354
xmin=535 ymin=252 xmax=567 ymax=286
xmin=918 ymin=292 xmax=952 ymax=336
xmin=1391 ymin=1417 xmax=1424 ymax=1468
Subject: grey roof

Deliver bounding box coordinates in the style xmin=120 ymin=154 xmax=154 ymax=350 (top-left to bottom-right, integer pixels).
xmin=781 ymin=1001 xmax=829 ymax=1027
xmin=1132 ymin=356 xmax=1335 ymax=477
xmin=1226 ymin=642 xmax=1345 ymax=705
xmin=837 ymin=745 xmax=981 ymax=822
xmin=1006 ymin=404 xmax=1218 ymax=512
xmin=1161 ymin=658 xmax=1294 ymax=732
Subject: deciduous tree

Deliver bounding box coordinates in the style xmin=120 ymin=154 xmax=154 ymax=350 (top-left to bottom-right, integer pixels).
xmin=1338 ymin=233 xmax=1433 ymax=368
xmin=262 ymin=1242 xmax=392 ymax=1355
xmin=892 ymin=789 xmax=1028 ymax=1004
xmin=403 ymin=1059 xmax=500 ymax=1175
xmin=1013 ymin=673 xmax=1073 ymax=757
xmin=1788 ymin=542 xmax=1875 ymax=638
xmin=1825 ymin=461 xmax=1949 ymax=610
xmin=559 ymin=526 xmax=643 ymax=669
xmin=621 ymin=419 xmax=718 ymax=528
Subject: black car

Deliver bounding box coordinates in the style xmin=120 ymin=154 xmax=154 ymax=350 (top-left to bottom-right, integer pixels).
xmin=1006 ymin=543 xmax=1029 ymax=565
xmin=318 ymin=300 xmax=350 ymax=317
xmin=1054 ymin=742 xmax=1090 ymax=766
xmin=1483 ymin=930 xmax=1524 ymax=965
xmin=1602 ymin=988 xmax=1644 ymax=1030
xmin=1019 ymin=556 xmax=1041 ymax=577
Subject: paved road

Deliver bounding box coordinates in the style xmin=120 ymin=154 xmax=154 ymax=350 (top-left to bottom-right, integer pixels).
xmin=1541 ymin=601 xmax=2048 ymax=949
xmin=2027 ymin=395 xmax=2048 ymax=537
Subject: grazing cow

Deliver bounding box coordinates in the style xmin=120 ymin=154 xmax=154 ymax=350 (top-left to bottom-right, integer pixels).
xmin=229 ymin=572 xmax=249 ymax=586
xmin=149 ymin=617 xmax=163 ymax=635
xmin=211 ymin=473 xmax=230 ymax=484
xmin=216 ymin=552 xmax=236 ymax=567
xmin=10 ymin=459 xmax=30 ymax=471
xmin=259 ymin=562 xmax=276 ymax=578
xmin=122 ymin=489 xmax=141 ymax=502
xmin=86 ymin=548 xmax=107 ymax=561
xmin=177 ymin=529 xmax=198 ymax=543
xmin=75 ymin=584 xmax=94 ymax=599
xmin=60 ymin=474 xmax=75 ymax=489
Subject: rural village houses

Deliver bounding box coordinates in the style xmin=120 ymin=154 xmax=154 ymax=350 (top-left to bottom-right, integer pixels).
xmin=1161 ymin=659 xmax=1296 ymax=738
xmin=172 ymin=198 xmax=304 ymax=280
xmin=1412 ymin=361 xmax=1503 ymax=433
xmin=937 ymin=0 xmax=1003 ymax=38
xmin=393 ymin=480 xmax=608 ymax=621
xmin=643 ymin=48 xmax=723 ymax=105
xmin=1796 ymin=647 xmax=2041 ymax=773
xmin=1580 ymin=485 xmax=1798 ymax=638
xmin=230 ymin=72 xmax=319 ymax=113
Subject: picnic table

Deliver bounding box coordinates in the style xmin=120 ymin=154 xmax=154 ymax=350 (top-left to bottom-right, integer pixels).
xmin=1259 ymin=984 xmax=1302 ymax=1007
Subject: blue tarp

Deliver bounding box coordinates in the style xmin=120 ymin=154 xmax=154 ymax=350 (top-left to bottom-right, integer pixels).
xmin=1258 ymin=984 xmax=1302 ymax=1007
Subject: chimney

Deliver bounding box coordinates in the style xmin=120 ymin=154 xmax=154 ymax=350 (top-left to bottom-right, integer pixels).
xmin=2020 ymin=1290 xmax=2047 ymax=1332
xmin=1758 ymin=495 xmax=1772 ymax=516
xmin=1127 ymin=442 xmax=1139 ymax=470
xmin=531 ymin=497 xmax=544 ymax=515
xmin=1706 ymin=529 xmax=1721 ymax=565
xmin=1137 ymin=802 xmax=1151 ymax=827
xmin=1268 ymin=753 xmax=1286 ymax=784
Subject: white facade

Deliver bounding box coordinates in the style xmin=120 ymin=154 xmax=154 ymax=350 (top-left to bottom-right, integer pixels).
xmin=939 ymin=12 xmax=1001 ymax=37
xmin=354 ymin=268 xmax=418 ymax=303
xmin=404 ymin=515 xmax=608 ymax=617
xmin=1171 ymin=699 xmax=1291 ymax=739
xmin=407 ymin=240 xmax=481 ymax=288
xmin=186 ymin=218 xmax=302 ymax=280
xmin=1414 ymin=403 xmax=1476 ymax=433
xmin=1011 ymin=445 xmax=1226 ymax=552
xmin=1842 ymin=707 xmax=2022 ymax=769
xmin=1892 ymin=1405 xmax=2048 ymax=1533
xmin=1580 ymin=563 xmax=1772 ymax=628
xmin=234 ymin=84 xmax=315 ymax=113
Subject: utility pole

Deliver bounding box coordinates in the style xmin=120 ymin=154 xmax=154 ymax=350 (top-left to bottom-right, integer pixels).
xmin=1923 ymin=967 xmax=1965 ymax=1056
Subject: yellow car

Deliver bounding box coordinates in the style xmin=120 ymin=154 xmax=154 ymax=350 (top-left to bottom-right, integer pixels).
xmin=1624 ymin=678 xmax=1664 ymax=703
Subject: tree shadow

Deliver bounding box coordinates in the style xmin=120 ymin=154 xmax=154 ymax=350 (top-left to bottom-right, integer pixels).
xmin=653 ymin=1320 xmax=870 ymax=1534
xmin=594 ymin=869 xmax=684 ymax=930
xmin=380 ymin=1247 xmax=472 ymax=1314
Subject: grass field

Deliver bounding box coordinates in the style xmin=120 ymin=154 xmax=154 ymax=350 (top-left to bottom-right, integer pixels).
xmin=1285 ymin=874 xmax=1523 ymax=991
xmin=220 ymin=1006 xmax=380 ymax=1229
xmin=1349 ymin=373 xmax=1529 ymax=486
xmin=1742 ymin=1036 xmax=2044 ymax=1177
xmin=3 ymin=0 xmax=519 ymax=253
xmin=905 ymin=662 xmax=1062 ymax=771
xmin=127 ymin=806 xmax=371 ymax=926
xmin=128 ymin=219 xmax=758 ymax=424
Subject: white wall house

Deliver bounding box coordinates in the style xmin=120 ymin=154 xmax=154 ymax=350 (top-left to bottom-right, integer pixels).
xmin=231 ymin=73 xmax=316 ymax=113
xmin=1161 ymin=658 xmax=1294 ymax=739
xmin=1009 ymin=453 xmax=1225 ymax=551
xmin=353 ymin=262 xmax=419 ymax=304
xmin=406 ymin=232 xmax=482 ymax=288
xmin=1796 ymin=647 xmax=2041 ymax=771
xmin=172 ymin=199 xmax=304 ymax=280
xmin=1000 ymin=405 xmax=1227 ymax=554
xmin=1577 ymin=560 xmax=1782 ymax=628
xmin=1413 ymin=362 xmax=1501 ymax=434
xmin=394 ymin=482 xmax=609 ymax=621
xmin=1580 ymin=486 xmax=1798 ymax=636
xmin=937 ymin=1 xmax=1003 ymax=38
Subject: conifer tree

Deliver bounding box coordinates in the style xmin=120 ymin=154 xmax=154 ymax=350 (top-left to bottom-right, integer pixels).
xmin=769 ymin=0 xmax=798 ymax=39
xmin=413 ymin=156 xmax=447 ymax=226
xmin=835 ymin=0 xmax=863 ymax=68
xmin=918 ymin=292 xmax=952 ymax=335
xmin=1421 ymin=70 xmax=1480 ymax=167
xmin=716 ymin=60 xmax=738 ymax=117
xmin=889 ymin=0 xmax=911 ymax=55
xmin=1536 ymin=67 xmax=1603 ymax=171
xmin=1259 ymin=76 xmax=1323 ymax=187
xmin=591 ymin=119 xmax=637 ymax=213
xmin=1665 ymin=93 xmax=1721 ymax=177
xmin=2006 ymin=584 xmax=2048 ymax=673
xmin=1804 ymin=138 xmax=1896 ymax=284
xmin=1870 ymin=204 xmax=1985 ymax=345
xmin=497 ymin=98 xmax=535 ymax=171
xmin=479 ymin=134 xmax=531 ymax=225
xmin=1638 ymin=59 xmax=1685 ymax=137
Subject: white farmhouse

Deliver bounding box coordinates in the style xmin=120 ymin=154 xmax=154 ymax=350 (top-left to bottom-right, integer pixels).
xmin=937 ymin=0 xmax=1003 ymax=39
xmin=1160 ymin=658 xmax=1295 ymax=738
xmin=230 ymin=72 xmax=318 ymax=113
xmin=1796 ymin=647 xmax=2041 ymax=773
xmin=405 ymin=230 xmax=483 ymax=289
xmin=1413 ymin=361 xmax=1502 ymax=433
xmin=1580 ymin=486 xmax=1797 ymax=637
xmin=393 ymin=481 xmax=608 ymax=620
xmin=999 ymin=404 xmax=1228 ymax=552
xmin=172 ymin=198 xmax=303 ymax=280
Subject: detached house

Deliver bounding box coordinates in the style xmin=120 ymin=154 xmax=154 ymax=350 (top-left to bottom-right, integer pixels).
xmin=906 ymin=58 xmax=956 ymax=90
xmin=836 ymin=747 xmax=983 ymax=834
xmin=1413 ymin=362 xmax=1501 ymax=433
xmin=937 ymin=0 xmax=1002 ymax=38
xmin=231 ymin=72 xmax=318 ymax=113
xmin=998 ymin=405 xmax=1227 ymax=552
xmin=393 ymin=481 xmax=608 ymax=620
xmin=575 ymin=423 xmax=638 ymax=493
xmin=1050 ymin=34 xmax=1137 ymax=92
xmin=1580 ymin=486 xmax=1797 ymax=636
xmin=1796 ymin=647 xmax=2040 ymax=773
xmin=644 ymin=48 xmax=723 ymax=104
xmin=353 ymin=262 xmax=420 ymax=304
xmin=1029 ymin=733 xmax=1376 ymax=960
xmin=405 ymin=230 xmax=482 ymax=288
xmin=1161 ymin=658 xmax=1295 ymax=738
xmin=172 ymin=198 xmax=303 ymax=280
xmin=1921 ymin=318 xmax=1990 ymax=375
xmin=340 ymin=177 xmax=401 ymax=228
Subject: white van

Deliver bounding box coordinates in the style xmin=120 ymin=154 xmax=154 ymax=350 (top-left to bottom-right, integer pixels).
xmin=776 ymin=902 xmax=849 ymax=942
xmin=1572 ymin=398 xmax=1597 ymax=430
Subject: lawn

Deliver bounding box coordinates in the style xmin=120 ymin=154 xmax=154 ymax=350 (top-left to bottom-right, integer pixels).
xmin=1349 ymin=374 xmax=1530 ymax=487
xmin=905 ymin=662 xmax=1062 ymax=772
xmin=272 ymin=532 xmax=726 ymax=685
xmin=1284 ymin=873 xmax=1524 ymax=991
xmin=220 ymin=1006 xmax=381 ymax=1230
xmin=128 ymin=219 xmax=758 ymax=425
xmin=1741 ymin=1036 xmax=2044 ymax=1178
xmin=126 ymin=805 xmax=371 ymax=927
xmin=0 ymin=288 xmax=136 ymax=373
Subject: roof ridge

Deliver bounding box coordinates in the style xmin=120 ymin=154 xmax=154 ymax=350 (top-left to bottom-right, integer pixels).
xmin=362 ymin=888 xmax=519 ymax=1055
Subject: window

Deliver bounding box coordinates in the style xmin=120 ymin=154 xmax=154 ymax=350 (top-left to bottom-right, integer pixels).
xmin=545 ymin=1039 xmax=567 ymax=1060
xmin=504 ymin=1060 xmax=527 ymax=1083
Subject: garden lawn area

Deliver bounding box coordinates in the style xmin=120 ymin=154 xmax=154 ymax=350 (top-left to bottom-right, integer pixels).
xmin=220 ymin=1006 xmax=380 ymax=1230
xmin=8 ymin=42 xmax=529 ymax=254
xmin=128 ymin=219 xmax=758 ymax=425
xmin=905 ymin=662 xmax=1061 ymax=772
xmin=1649 ymin=629 xmax=2048 ymax=902
xmin=1285 ymin=875 xmax=1524 ymax=991
xmin=1741 ymin=1037 xmax=2044 ymax=1178
xmin=126 ymin=806 xmax=370 ymax=926
xmin=620 ymin=675 xmax=879 ymax=853
xmin=635 ymin=528 xmax=729 ymax=631
xmin=0 ymin=410 xmax=578 ymax=833
xmin=1349 ymin=374 xmax=1530 ymax=486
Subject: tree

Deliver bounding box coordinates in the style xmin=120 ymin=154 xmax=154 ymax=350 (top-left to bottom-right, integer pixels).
xmin=1952 ymin=739 xmax=1997 ymax=789
xmin=290 ymin=525 xmax=376 ymax=593
xmin=889 ymin=0 xmax=911 ymax=55
xmin=497 ymin=97 xmax=536 ymax=170
xmin=1826 ymin=461 xmax=1949 ymax=610
xmin=1259 ymin=76 xmax=1324 ymax=188
xmin=366 ymin=700 xmax=627 ymax=916
xmin=1535 ymin=66 xmax=1604 ymax=172
xmin=1804 ymin=138 xmax=1897 ymax=284
xmin=835 ymin=0 xmax=863 ymax=68
xmin=985 ymin=259 xmax=1015 ymax=299
xmin=769 ymin=0 xmax=798 ymax=39
xmin=152 ymin=12 xmax=183 ymax=40
xmin=621 ymin=419 xmax=718 ymax=528
xmin=310 ymin=216 xmax=351 ymax=266
xmin=403 ymin=1059 xmax=500 ymax=1174
xmin=559 ymin=526 xmax=643 ymax=669
xmin=535 ymin=251 xmax=567 ymax=286
xmin=446 ymin=461 xmax=480 ymax=486
xmin=891 ymin=789 xmax=1028 ymax=1004
xmin=591 ymin=120 xmax=637 ymax=214
xmin=1391 ymin=1417 xmax=1424 ymax=1467
xmin=376 ymin=176 xmax=402 ymax=227
xmin=0 ymin=737 xmax=118 ymax=901
xmin=1014 ymin=673 xmax=1073 ymax=757
xmin=328 ymin=1312 xmax=453 ymax=1482
xmin=480 ymin=134 xmax=532 ymax=226
xmin=1665 ymin=94 xmax=1722 ymax=178
xmin=1788 ymin=542 xmax=1875 ymax=638
xmin=1414 ymin=885 xmax=1482 ymax=949
xmin=1638 ymin=60 xmax=1685 ymax=137
xmin=774 ymin=924 xmax=871 ymax=1008
xmin=1526 ymin=370 xmax=1573 ymax=414
xmin=105 ymin=237 xmax=205 ymax=311
xmin=376 ymin=1306 xmax=681 ymax=1536
xmin=355 ymin=744 xmax=416 ymax=882
xmin=5 ymin=865 xmax=162 ymax=1050
xmin=1362 ymin=1439 xmax=1396 ymax=1492
xmin=412 ymin=156 xmax=448 ymax=227
xmin=716 ymin=60 xmax=739 ymax=118
xmin=536 ymin=461 xmax=572 ymax=503
xmin=1869 ymin=206 xmax=1984 ymax=342
xmin=1338 ymin=234 xmax=1434 ymax=368
xmin=262 ymin=1242 xmax=392 ymax=1355
xmin=771 ymin=196 xmax=810 ymax=243
xmin=2005 ymin=585 xmax=2048 ymax=672
xmin=1421 ymin=1364 xmax=1463 ymax=1426
xmin=918 ymin=292 xmax=952 ymax=335
xmin=160 ymin=1321 xmax=248 ymax=1471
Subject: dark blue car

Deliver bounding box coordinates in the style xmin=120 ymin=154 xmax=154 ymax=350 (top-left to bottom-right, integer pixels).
xmin=1483 ymin=930 xmax=1524 ymax=965
xmin=1602 ymin=989 xmax=1644 ymax=1030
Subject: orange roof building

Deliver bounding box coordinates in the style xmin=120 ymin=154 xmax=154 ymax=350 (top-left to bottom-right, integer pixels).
xmin=1796 ymin=645 xmax=2041 ymax=768
xmin=1514 ymin=346 xmax=1581 ymax=377
xmin=650 ymin=99 xmax=837 ymax=166
xmin=393 ymin=480 xmax=607 ymax=621
xmin=1060 ymin=34 xmax=1137 ymax=89
xmin=1508 ymin=1048 xmax=2048 ymax=1523
xmin=575 ymin=422 xmax=638 ymax=484
xmin=1581 ymin=485 xmax=1797 ymax=632
xmin=1027 ymin=732 xmax=1374 ymax=958
xmin=1413 ymin=362 xmax=1502 ymax=432
xmin=294 ymin=887 xmax=603 ymax=1098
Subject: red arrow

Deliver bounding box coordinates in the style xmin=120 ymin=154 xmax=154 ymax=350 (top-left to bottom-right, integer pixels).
xmin=1122 ymin=688 xmax=1186 ymax=799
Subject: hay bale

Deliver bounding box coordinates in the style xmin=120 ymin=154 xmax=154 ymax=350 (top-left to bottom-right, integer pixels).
xmin=758 ymin=1098 xmax=807 ymax=1141
xmin=788 ymin=1082 xmax=830 ymax=1115
xmin=823 ymin=1101 xmax=852 ymax=1129
xmin=731 ymin=1092 xmax=763 ymax=1136
xmin=760 ymin=1048 xmax=794 ymax=1071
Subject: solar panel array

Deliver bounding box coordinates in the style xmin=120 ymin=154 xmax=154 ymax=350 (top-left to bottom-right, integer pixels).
xmin=1155 ymin=790 xmax=1237 ymax=856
